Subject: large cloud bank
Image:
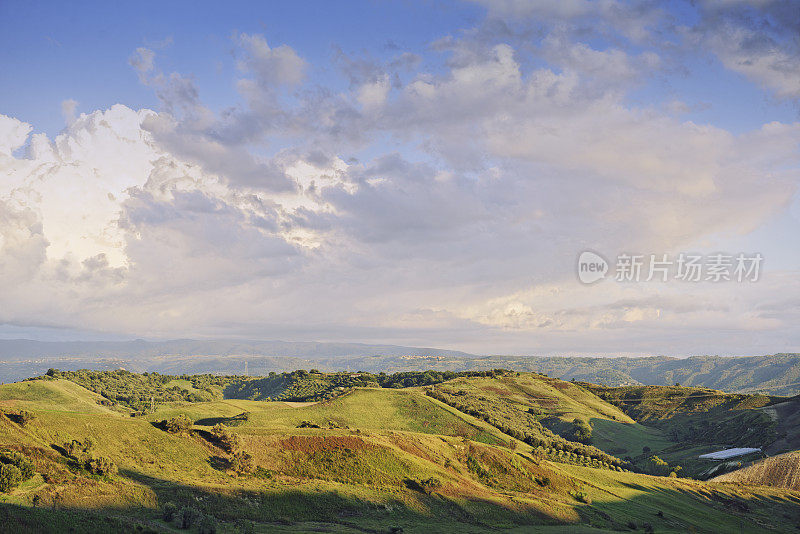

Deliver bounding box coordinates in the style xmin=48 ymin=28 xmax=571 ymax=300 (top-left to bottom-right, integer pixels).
xmin=1 ymin=1 xmax=799 ymax=354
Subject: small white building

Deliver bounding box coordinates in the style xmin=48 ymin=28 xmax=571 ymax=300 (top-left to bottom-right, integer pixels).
xmin=699 ymin=448 xmax=761 ymax=461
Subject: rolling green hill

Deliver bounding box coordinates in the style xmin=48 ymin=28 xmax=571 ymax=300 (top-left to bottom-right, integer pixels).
xmin=1 ymin=372 xmax=800 ymax=533
xmin=0 ymin=379 xmax=129 ymax=415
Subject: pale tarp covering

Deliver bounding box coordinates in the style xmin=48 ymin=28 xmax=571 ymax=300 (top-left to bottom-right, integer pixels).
xmin=699 ymin=448 xmax=761 ymax=460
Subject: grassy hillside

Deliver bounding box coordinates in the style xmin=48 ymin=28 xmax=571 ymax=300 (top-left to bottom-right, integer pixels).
xmin=713 ymin=451 xmax=800 ymax=490
xmin=152 ymin=388 xmax=508 ymax=446
xmin=1 ymin=373 xmax=800 ymax=533
xmin=0 ymin=379 xmax=128 ymax=415
xmin=39 ymin=368 xmax=503 ymax=410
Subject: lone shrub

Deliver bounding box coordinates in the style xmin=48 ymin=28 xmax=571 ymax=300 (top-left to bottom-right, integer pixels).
xmin=570 ymin=490 xmax=591 ymax=504
xmin=64 ymin=438 xmax=95 ymax=461
xmin=86 ymin=456 xmax=117 ymax=476
xmin=0 ymin=451 xmax=35 ymax=481
xmin=165 ymin=415 xmax=193 ymax=434
xmin=0 ymin=464 xmax=22 ymax=492
xmin=178 ymin=506 xmax=202 ymax=529
xmin=211 ymin=423 xmax=242 ymax=452
xmin=230 ymin=450 xmax=255 ymax=474
xmin=198 ymin=515 xmax=218 ymax=534
xmin=420 ymin=477 xmax=443 ymax=493
xmin=162 ymin=501 xmax=178 ymax=522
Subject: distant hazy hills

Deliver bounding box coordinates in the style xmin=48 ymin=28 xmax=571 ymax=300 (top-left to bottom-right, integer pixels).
xmin=0 ymin=339 xmax=476 ymax=383
xmin=489 ymin=354 xmax=800 ymax=396
xmin=0 ymin=339 xmax=475 ymax=361
xmin=0 ymin=339 xmax=798 ymax=396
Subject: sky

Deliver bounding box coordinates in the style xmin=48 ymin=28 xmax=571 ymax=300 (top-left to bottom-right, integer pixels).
xmin=0 ymin=0 xmax=799 ymax=356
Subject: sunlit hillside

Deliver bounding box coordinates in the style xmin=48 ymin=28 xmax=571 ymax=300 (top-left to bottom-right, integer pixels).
xmin=1 ymin=371 xmax=799 ymax=533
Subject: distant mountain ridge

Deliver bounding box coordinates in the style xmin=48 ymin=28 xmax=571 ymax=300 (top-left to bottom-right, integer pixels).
xmin=0 ymin=339 xmax=798 ymax=396
xmin=0 ymin=339 xmax=476 ymax=361
xmin=502 ymin=354 xmax=800 ymax=395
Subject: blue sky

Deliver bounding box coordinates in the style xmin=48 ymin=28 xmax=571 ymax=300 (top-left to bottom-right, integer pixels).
xmin=1 ymin=1 xmax=484 ymax=135
xmin=3 ymin=0 xmax=795 ymax=136
xmin=0 ymin=0 xmax=798 ymax=355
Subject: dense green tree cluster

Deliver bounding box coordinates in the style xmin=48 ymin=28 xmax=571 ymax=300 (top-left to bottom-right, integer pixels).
xmin=0 ymin=464 xmax=22 ymax=493
xmin=641 ymin=455 xmax=682 ymax=477
xmin=569 ymin=418 xmax=593 ymax=444
xmin=0 ymin=451 xmax=35 ymax=492
xmin=379 ymin=370 xmax=484 ymax=388
xmin=537 ymin=447 xmax=624 ymax=471
xmin=40 ymin=369 xmax=233 ymax=411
